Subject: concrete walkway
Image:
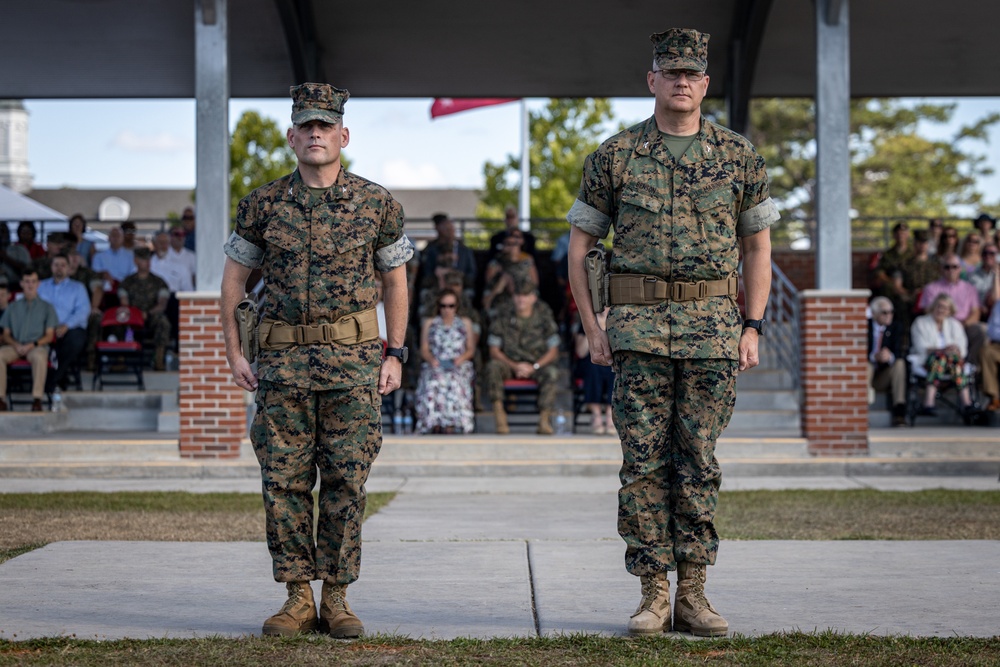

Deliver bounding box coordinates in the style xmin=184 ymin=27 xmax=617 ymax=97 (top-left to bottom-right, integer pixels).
xmin=1 ymin=474 xmax=998 ymax=640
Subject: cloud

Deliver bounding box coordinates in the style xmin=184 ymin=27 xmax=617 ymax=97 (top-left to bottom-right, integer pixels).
xmin=110 ymin=130 xmax=192 ymax=153
xmin=379 ymin=159 xmax=448 ymax=188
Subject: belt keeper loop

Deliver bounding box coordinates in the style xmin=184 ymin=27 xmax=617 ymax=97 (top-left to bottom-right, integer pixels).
xmin=697 ymin=281 xmax=707 ymax=299
xmin=295 ymin=326 xmax=306 ymax=345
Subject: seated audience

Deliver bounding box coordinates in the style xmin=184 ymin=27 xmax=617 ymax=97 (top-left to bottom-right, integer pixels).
xmin=974 ymin=212 xmax=996 ymax=242
xmin=918 ymin=253 xmax=985 ymax=363
xmin=575 ymin=308 xmax=615 ymax=435
xmin=0 ymin=225 xmax=31 ymax=286
xmin=958 ymin=232 xmax=982 ymax=278
xmin=935 ymin=225 xmax=959 ymax=258
xmin=871 ymin=222 xmax=912 ymax=325
xmin=910 ymin=293 xmax=973 ymax=416
xmin=967 ymin=242 xmax=998 ymax=312
xmin=151 ymin=227 xmax=196 ymax=346
xmin=926 ymin=218 xmax=943 ymax=256
xmin=15 ymin=221 xmax=46 ymax=261
xmin=92 ymin=225 xmax=136 ymax=295
xmin=417 ymin=213 xmax=477 ymax=298
xmin=900 ymin=230 xmax=938 ymax=331
xmin=414 ymin=288 xmax=476 ymax=434
xmin=0 ymin=279 xmax=8 ymax=318
xmin=118 ymin=248 xmax=171 ymax=371
xmin=867 ymin=296 xmax=908 ymax=427
xmin=180 ymin=207 xmax=196 ymax=251
xmin=33 ymin=232 xmax=71 ymax=281
xmin=67 ymin=247 xmax=106 ymax=372
xmin=121 ymin=221 xmax=139 ymax=251
xmin=484 ymin=280 xmax=560 ymax=435
xmin=68 ymin=214 xmax=96 ymax=268
xmin=979 ymin=296 xmax=1000 ymax=411
xmin=37 ymin=254 xmax=91 ymax=392
xmin=0 ymin=270 xmax=57 ymax=412
xmin=482 ymin=229 xmax=539 ymax=317
xmin=488 ymin=206 xmax=537 ymax=262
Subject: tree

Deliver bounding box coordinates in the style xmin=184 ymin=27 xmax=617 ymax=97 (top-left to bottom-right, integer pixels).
xmin=735 ymin=98 xmax=999 ymax=246
xmin=478 ymin=99 xmax=614 ymax=244
xmin=229 ymin=111 xmax=298 ymax=220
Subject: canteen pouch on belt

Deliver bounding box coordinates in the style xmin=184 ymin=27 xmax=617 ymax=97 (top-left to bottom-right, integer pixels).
xmin=585 ymin=243 xmax=609 ymax=313
xmin=235 ymin=297 xmax=259 ymax=363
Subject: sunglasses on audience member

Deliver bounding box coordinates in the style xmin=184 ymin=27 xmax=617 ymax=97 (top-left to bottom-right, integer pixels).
xmin=942 ymin=264 xmax=961 ymax=269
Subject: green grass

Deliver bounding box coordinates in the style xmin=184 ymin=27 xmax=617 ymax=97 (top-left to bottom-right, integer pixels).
xmin=0 ymin=633 xmax=998 ymax=666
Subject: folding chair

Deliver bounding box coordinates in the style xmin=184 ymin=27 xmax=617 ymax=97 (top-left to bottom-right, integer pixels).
xmin=93 ymin=306 xmax=146 ymax=390
xmin=6 ymin=358 xmax=54 ymax=410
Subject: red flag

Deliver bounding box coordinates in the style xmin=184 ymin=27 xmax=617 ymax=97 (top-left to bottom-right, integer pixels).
xmin=430 ymin=98 xmax=519 ymax=119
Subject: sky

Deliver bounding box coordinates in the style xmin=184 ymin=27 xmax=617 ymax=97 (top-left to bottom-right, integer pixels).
xmin=23 ymin=96 xmax=1000 ymax=215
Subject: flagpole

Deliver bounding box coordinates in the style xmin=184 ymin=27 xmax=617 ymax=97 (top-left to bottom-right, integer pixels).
xmin=518 ymin=98 xmax=530 ymax=233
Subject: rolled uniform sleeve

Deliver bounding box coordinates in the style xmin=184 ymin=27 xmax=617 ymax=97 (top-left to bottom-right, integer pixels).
xmin=373 ymin=197 xmax=415 ymax=273
xmin=224 ymin=192 xmax=267 ymax=268
xmin=567 ymin=151 xmax=614 ymax=239
xmin=736 ymin=150 xmax=780 ymax=237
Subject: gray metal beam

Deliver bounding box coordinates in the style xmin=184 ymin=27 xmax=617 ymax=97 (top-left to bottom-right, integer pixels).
xmin=725 ymin=0 xmax=775 ymax=136
xmin=815 ymin=0 xmax=851 ymax=290
xmin=195 ymin=0 xmax=229 ymax=292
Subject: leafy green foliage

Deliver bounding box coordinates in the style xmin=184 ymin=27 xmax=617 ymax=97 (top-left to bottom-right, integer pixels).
xmin=478 ymin=99 xmax=614 ymax=241
xmin=229 ymin=111 xmax=298 ymax=221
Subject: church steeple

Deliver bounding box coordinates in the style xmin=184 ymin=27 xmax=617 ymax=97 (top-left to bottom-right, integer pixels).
xmin=0 ymin=100 xmax=33 ymax=193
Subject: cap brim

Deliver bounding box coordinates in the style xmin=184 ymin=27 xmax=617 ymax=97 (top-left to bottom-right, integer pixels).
xmin=654 ymin=56 xmax=707 ymax=72
xmin=292 ymin=110 xmax=343 ymax=125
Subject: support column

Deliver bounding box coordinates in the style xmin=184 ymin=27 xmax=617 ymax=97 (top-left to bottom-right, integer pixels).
xmin=180 ymin=0 xmax=243 ymax=458
xmin=178 ymin=293 xmax=246 ymax=458
xmin=800 ymin=289 xmax=869 ymax=455
xmin=815 ymin=0 xmax=850 ymax=289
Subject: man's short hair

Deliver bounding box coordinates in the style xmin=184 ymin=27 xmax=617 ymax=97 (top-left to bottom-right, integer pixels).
xmin=431 ymin=213 xmax=449 ymax=226
xmin=891 ymin=222 xmax=909 ymax=234
xmin=869 ymin=296 xmax=893 ymax=315
xmin=133 ymin=247 xmax=151 ymax=259
xmin=52 ymin=253 xmax=70 ymax=264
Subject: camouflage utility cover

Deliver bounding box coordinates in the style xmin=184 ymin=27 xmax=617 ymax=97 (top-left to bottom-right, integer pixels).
xmin=568 ymin=116 xmax=779 ymax=360
xmin=651 ymin=28 xmax=709 ymax=72
xmin=291 ymin=83 xmax=349 ymax=125
xmin=224 ymin=168 xmax=414 ymax=390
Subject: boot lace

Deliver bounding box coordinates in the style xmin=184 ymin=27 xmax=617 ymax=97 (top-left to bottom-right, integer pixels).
xmin=638 ymin=577 xmax=666 ymax=611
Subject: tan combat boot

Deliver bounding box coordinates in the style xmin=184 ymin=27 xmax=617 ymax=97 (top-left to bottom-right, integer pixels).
xmin=537 ymin=409 xmax=554 ymax=435
xmin=627 ymin=572 xmax=671 ymax=635
xmin=318 ymin=582 xmax=364 ymax=638
xmin=493 ymin=400 xmax=510 ymax=434
xmin=673 ymin=562 xmax=728 ymax=637
xmin=261 ymin=581 xmax=317 ymax=637
xmin=153 ymin=346 xmax=166 ymax=371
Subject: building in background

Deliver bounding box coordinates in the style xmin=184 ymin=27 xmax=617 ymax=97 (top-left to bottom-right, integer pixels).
xmin=0 ymin=100 xmax=32 ymax=194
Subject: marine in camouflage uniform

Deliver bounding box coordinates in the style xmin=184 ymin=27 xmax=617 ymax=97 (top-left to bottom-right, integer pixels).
xmin=484 ymin=281 xmax=561 ymax=434
xmin=119 ymin=247 xmax=171 ymax=369
xmin=221 ymin=83 xmax=413 ymax=638
xmin=566 ymin=28 xmax=778 ymax=637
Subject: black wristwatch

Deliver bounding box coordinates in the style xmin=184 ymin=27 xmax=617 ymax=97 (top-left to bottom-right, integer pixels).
xmin=742 ymin=319 xmax=766 ymax=336
xmin=385 ymin=346 xmax=409 ymax=363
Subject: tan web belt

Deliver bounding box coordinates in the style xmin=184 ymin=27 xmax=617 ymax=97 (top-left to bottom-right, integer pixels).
xmin=608 ymin=272 xmax=739 ymax=305
xmin=259 ymin=307 xmax=379 ymax=350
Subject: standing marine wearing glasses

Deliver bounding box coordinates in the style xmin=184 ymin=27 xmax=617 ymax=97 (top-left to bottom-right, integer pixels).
xmin=567 ymin=28 xmax=778 ymax=637
xmin=221 ymin=83 xmax=413 ymax=639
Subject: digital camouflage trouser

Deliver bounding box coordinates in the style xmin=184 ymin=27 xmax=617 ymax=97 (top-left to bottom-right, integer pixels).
xmin=483 ymin=359 xmax=560 ymax=411
xmin=612 ymin=351 xmax=737 ymax=576
xmin=251 ymin=380 xmax=382 ymax=585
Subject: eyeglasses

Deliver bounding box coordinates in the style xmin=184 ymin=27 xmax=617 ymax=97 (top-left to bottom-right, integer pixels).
xmin=170 ymin=231 xmax=185 ymax=237
xmin=439 ymin=303 xmax=457 ymax=309
xmin=969 ymin=238 xmax=982 ymax=244
xmin=945 ymin=233 xmax=958 ymax=239
xmin=943 ymin=264 xmax=961 ymax=269
xmin=655 ymin=69 xmax=706 ymax=82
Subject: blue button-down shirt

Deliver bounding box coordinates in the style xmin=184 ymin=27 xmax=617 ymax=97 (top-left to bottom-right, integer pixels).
xmin=92 ymin=247 xmax=136 ymax=282
xmin=37 ymin=277 xmax=91 ymax=330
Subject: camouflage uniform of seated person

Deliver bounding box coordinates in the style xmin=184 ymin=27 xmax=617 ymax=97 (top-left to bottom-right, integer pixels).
xmin=118 ymin=247 xmax=171 ymax=370
xmin=484 ymin=280 xmax=561 ymax=434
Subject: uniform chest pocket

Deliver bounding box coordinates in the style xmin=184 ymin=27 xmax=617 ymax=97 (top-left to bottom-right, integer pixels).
xmin=332 ymin=224 xmax=378 ymax=255
xmin=621 ymin=188 xmax=663 ymax=214
xmin=263 ymin=222 xmax=305 ymax=253
xmin=693 ymin=186 xmax=734 ymax=213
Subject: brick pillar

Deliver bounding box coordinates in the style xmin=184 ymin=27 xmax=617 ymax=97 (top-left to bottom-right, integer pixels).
xmin=800 ymin=289 xmax=871 ymax=455
xmin=178 ymin=292 xmax=246 ymax=458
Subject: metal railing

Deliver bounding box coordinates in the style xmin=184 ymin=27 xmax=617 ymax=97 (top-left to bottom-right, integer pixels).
xmin=764 ymin=259 xmax=801 ymax=389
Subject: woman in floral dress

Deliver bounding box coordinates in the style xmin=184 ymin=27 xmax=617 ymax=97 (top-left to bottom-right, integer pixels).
xmin=415 ymin=288 xmax=476 ymax=434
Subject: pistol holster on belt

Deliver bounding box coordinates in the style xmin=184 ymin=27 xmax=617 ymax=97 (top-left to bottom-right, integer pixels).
xmin=258 ymin=307 xmax=380 ymax=351
xmin=234 ymin=297 xmax=259 ymax=363
xmin=585 ymin=243 xmax=610 ymax=313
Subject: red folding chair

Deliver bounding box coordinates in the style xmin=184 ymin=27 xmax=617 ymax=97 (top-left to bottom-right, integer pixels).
xmin=92 ymin=306 xmax=146 ymax=390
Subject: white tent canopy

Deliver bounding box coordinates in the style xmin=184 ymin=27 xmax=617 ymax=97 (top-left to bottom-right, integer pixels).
xmin=0 ymin=184 xmax=67 ymax=222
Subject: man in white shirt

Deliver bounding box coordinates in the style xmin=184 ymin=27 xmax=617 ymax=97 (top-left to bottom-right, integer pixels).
xmin=151 ymin=228 xmax=196 ymax=349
